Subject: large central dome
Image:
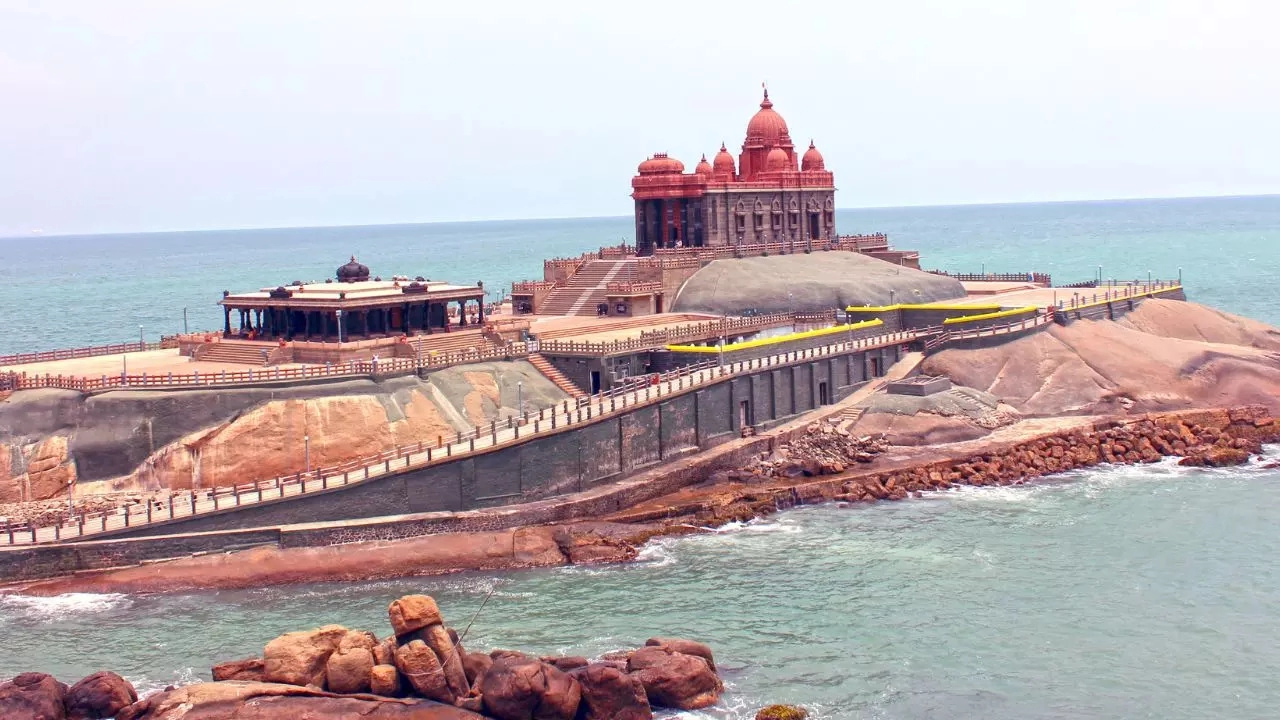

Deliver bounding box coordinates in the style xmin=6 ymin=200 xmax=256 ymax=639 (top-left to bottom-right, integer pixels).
xmin=745 ymin=89 xmax=790 ymax=146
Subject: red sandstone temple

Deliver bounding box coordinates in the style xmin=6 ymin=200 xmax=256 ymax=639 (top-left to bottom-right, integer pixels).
xmin=631 ymin=88 xmax=835 ymax=254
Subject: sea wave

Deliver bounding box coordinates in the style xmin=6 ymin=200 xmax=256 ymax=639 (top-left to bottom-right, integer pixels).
xmin=0 ymin=592 xmax=132 ymax=622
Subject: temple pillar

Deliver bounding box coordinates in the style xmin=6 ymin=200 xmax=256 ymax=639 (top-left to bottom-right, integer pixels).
xmin=458 ymin=300 xmax=467 ymax=327
xmin=223 ymin=307 xmax=231 ymax=336
xmin=403 ymin=302 xmax=411 ymax=335
xmin=477 ymin=296 xmax=485 ymax=323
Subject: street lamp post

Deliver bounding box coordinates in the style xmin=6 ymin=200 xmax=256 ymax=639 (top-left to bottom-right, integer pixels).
xmin=1178 ymin=267 xmax=1182 ymax=284
xmin=183 ymin=307 xmax=188 ymax=334
xmin=336 ymin=310 xmax=344 ymax=344
xmin=889 ymin=289 xmax=896 ymax=306
xmin=139 ymin=324 xmax=144 ymax=351
xmin=517 ymin=381 xmax=524 ymax=417
xmin=304 ymin=435 xmax=310 ymax=473
xmin=1098 ymin=265 xmax=1102 ymax=284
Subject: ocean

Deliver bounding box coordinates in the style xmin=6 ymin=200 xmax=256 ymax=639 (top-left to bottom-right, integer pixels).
xmin=2 ymin=196 xmax=1280 ymax=718
xmin=2 ymin=452 xmax=1279 ymax=719
xmin=1 ymin=195 xmax=1279 ymax=356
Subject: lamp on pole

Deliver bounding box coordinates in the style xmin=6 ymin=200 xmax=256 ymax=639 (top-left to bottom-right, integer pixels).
xmin=139 ymin=324 xmax=144 ymax=351
xmin=304 ymin=434 xmax=310 ymax=473
xmin=1147 ymin=269 xmax=1152 ymax=288
xmin=1098 ymin=265 xmax=1102 ymax=284
xmin=1178 ymin=266 xmax=1182 ymax=284
xmin=517 ymin=381 xmax=524 ymax=417
xmin=889 ymin=289 xmax=896 ymax=306
xmin=183 ymin=307 xmax=188 ymax=334
xmin=336 ymin=309 xmax=344 ymax=344
xmin=67 ymin=476 xmax=74 ymax=517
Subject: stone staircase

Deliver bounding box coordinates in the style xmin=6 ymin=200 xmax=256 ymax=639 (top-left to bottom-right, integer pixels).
xmin=407 ymin=329 xmax=491 ymax=357
xmin=196 ymin=341 xmax=275 ymax=365
xmin=835 ymin=407 xmax=866 ymax=433
xmin=527 ymin=352 xmax=585 ymax=397
xmin=538 ymin=259 xmax=636 ymax=316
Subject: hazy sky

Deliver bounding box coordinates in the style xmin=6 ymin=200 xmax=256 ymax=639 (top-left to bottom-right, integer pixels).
xmin=1 ymin=0 xmax=1277 ymax=236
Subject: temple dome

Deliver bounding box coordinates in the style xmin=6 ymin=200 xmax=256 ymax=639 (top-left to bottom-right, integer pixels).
xmin=712 ymin=143 xmax=736 ymax=175
xmin=802 ymin=141 xmax=825 ymax=171
xmin=637 ymin=153 xmax=685 ymax=175
xmin=745 ymin=89 xmax=790 ymax=146
xmin=764 ymin=147 xmax=789 ymax=172
xmin=337 ymin=256 xmax=370 ymax=283
xmin=695 ymin=154 xmax=713 ymax=176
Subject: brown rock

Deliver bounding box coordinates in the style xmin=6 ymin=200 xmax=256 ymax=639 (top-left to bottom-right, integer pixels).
xmin=388 ymin=595 xmax=443 ymax=637
xmin=374 ymin=637 xmax=399 ymax=666
xmin=212 ymin=657 xmax=266 ymax=682
xmin=542 ymin=656 xmax=589 ymax=672
xmin=480 ymin=657 xmax=581 ymax=720
xmin=114 ymin=681 xmax=486 ymax=720
xmin=454 ymin=695 xmax=484 ymax=713
xmin=66 ymin=671 xmax=138 ymax=720
xmin=263 ymin=624 xmax=351 ymax=688
xmin=569 ymin=663 xmax=652 ymax=720
xmin=463 ymin=652 xmax=494 ymax=689
xmin=326 ymin=647 xmax=375 ymax=694
xmin=370 ymin=664 xmax=402 ymax=697
xmin=394 ymin=639 xmax=454 ymax=703
xmin=0 ymin=672 xmax=69 ymax=720
xmin=340 ymin=630 xmax=379 ymax=653
xmin=627 ymin=646 xmax=723 ymax=710
xmin=756 ymin=705 xmax=810 ymax=720
xmin=422 ymin=623 xmax=470 ymax=699
xmin=644 ymin=637 xmax=717 ymax=672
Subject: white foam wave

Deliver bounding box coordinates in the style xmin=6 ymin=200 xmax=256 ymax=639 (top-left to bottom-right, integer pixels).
xmin=127 ymin=666 xmax=200 ymax=698
xmin=0 ymin=592 xmax=131 ymax=621
xmin=635 ymin=539 xmax=679 ymax=567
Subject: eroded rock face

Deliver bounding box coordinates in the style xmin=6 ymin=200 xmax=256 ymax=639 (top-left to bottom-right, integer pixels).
xmin=65 ymin=671 xmax=138 ymax=720
xmin=394 ymin=639 xmax=453 ymax=703
xmin=0 ymin=672 xmax=69 ymax=720
xmin=627 ymin=646 xmax=723 ymax=710
xmin=263 ymin=624 xmax=352 ymax=688
xmin=212 ymin=657 xmax=266 ymax=682
xmin=370 ymin=664 xmax=402 ymax=698
xmin=480 ymin=657 xmax=581 ymax=720
xmin=0 ymin=435 xmax=76 ymax=504
xmin=644 ymin=637 xmax=716 ymax=672
xmin=389 ymin=595 xmax=443 ymax=637
xmin=570 ymin=663 xmax=652 ymax=720
xmin=325 ymin=647 xmax=375 ymax=694
xmin=462 ymin=652 xmax=493 ymax=690
xmin=114 ymin=681 xmax=486 ymax=720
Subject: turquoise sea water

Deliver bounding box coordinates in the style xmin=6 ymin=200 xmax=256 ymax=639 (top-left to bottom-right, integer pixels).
xmin=3 ymin=197 xmax=1280 ymax=719
xmin=2 ymin=195 xmax=1279 ymax=355
xmin=2 ymin=453 xmax=1278 ymax=719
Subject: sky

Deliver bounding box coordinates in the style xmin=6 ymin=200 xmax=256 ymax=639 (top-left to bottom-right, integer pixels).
xmin=0 ymin=0 xmax=1277 ymax=236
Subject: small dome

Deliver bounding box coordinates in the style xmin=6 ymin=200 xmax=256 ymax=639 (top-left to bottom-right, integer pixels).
xmin=637 ymin=152 xmax=685 ymax=175
xmin=712 ymin=143 xmax=736 ymax=176
xmin=695 ymin=154 xmax=713 ymax=176
xmin=336 ymin=255 xmax=370 ymax=283
xmin=765 ymin=147 xmax=789 ymax=172
xmin=802 ymin=140 xmax=825 ymax=171
xmin=745 ymin=88 xmax=790 ymax=145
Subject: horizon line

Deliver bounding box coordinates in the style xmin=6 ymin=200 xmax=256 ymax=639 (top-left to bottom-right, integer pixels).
xmin=4 ymin=191 xmax=1277 ymax=241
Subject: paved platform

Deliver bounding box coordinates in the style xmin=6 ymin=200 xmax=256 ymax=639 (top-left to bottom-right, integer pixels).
xmin=0 ymin=348 xmax=312 ymax=378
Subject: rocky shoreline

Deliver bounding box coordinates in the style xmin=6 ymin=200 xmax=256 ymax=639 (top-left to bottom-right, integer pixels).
xmin=1 ymin=594 xmax=730 ymax=720
xmin=7 ymin=405 xmax=1278 ymax=598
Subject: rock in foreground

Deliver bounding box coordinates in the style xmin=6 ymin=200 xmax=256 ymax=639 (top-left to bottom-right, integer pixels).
xmin=116 ymin=681 xmax=483 ymax=720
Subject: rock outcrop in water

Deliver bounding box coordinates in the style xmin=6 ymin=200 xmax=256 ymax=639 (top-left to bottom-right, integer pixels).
xmin=111 ymin=594 xmax=721 ymax=720
xmin=0 ymin=670 xmax=138 ymax=720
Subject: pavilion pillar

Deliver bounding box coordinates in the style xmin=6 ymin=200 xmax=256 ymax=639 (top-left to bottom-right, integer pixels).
xmin=458 ymin=300 xmax=467 ymax=327
xmin=224 ymin=307 xmax=231 ymax=336
xmin=403 ymin=302 xmax=411 ymax=335
xmin=424 ymin=302 xmax=433 ymax=334
xmin=477 ymin=296 xmax=485 ymax=323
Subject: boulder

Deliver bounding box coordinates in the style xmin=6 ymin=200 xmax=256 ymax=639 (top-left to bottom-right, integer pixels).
xmin=325 ymin=647 xmax=375 ymax=694
xmin=462 ymin=652 xmax=494 ymax=689
xmin=627 ymin=646 xmax=723 ymax=710
xmin=339 ymin=630 xmax=379 ymax=653
xmin=374 ymin=637 xmax=399 ymax=666
xmin=211 ymin=657 xmax=266 ymax=682
xmin=389 ymin=595 xmax=444 ymax=638
xmin=370 ymin=665 xmax=402 ymax=698
xmin=644 ymin=637 xmax=716 ymax=672
xmin=65 ymin=671 xmax=138 ymax=720
xmin=480 ymin=656 xmax=581 ymax=720
xmin=114 ymin=681 xmax=487 ymax=720
xmin=541 ymin=656 xmax=589 ymax=672
xmin=756 ymin=705 xmax=810 ymax=720
xmin=569 ymin=663 xmax=652 ymax=720
xmin=0 ymin=672 xmax=69 ymax=720
xmin=394 ymin=639 xmax=454 ymax=703
xmin=263 ymin=624 xmax=352 ymax=687
xmin=422 ymin=624 xmax=470 ymax=698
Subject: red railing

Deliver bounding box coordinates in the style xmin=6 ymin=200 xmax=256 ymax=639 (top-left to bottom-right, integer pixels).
xmin=2 ymin=328 xmax=921 ymax=545
xmin=927 ymin=270 xmax=1053 ymax=285
xmin=605 ymin=281 xmax=663 ymax=294
xmin=536 ymin=312 xmax=795 ymax=356
xmin=0 ymin=340 xmax=164 ymax=367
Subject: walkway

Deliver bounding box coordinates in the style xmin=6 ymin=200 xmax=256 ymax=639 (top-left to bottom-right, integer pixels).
xmin=3 ymin=329 xmax=921 ymax=545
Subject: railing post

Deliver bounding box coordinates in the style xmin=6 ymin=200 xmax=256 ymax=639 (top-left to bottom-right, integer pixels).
xmin=190 ymin=494 xmax=197 ymax=514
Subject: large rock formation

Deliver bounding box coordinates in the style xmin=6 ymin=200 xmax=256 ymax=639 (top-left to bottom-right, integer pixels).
xmin=0 ymin=360 xmax=567 ymax=504
xmin=670 ymin=252 xmax=965 ymax=315
xmin=925 ymin=300 xmax=1280 ymax=417
xmin=115 ymin=682 xmax=483 ymax=720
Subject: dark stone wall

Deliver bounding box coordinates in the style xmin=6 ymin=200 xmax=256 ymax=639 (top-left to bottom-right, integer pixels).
xmin=67 ymin=343 xmax=909 ymax=542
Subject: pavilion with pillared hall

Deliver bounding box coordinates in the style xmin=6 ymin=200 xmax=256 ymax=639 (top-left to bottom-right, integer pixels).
xmin=217 ymin=257 xmax=487 ymax=342
xmin=631 ymin=87 xmax=837 ymax=255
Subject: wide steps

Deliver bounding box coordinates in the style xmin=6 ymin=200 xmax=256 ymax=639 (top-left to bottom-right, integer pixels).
xmin=537 ymin=259 xmax=638 ymax=316
xmin=198 ymin=343 xmax=273 ymax=365
xmin=409 ymin=329 xmax=491 ymax=357
xmin=527 ymin=352 xmax=585 ymax=397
